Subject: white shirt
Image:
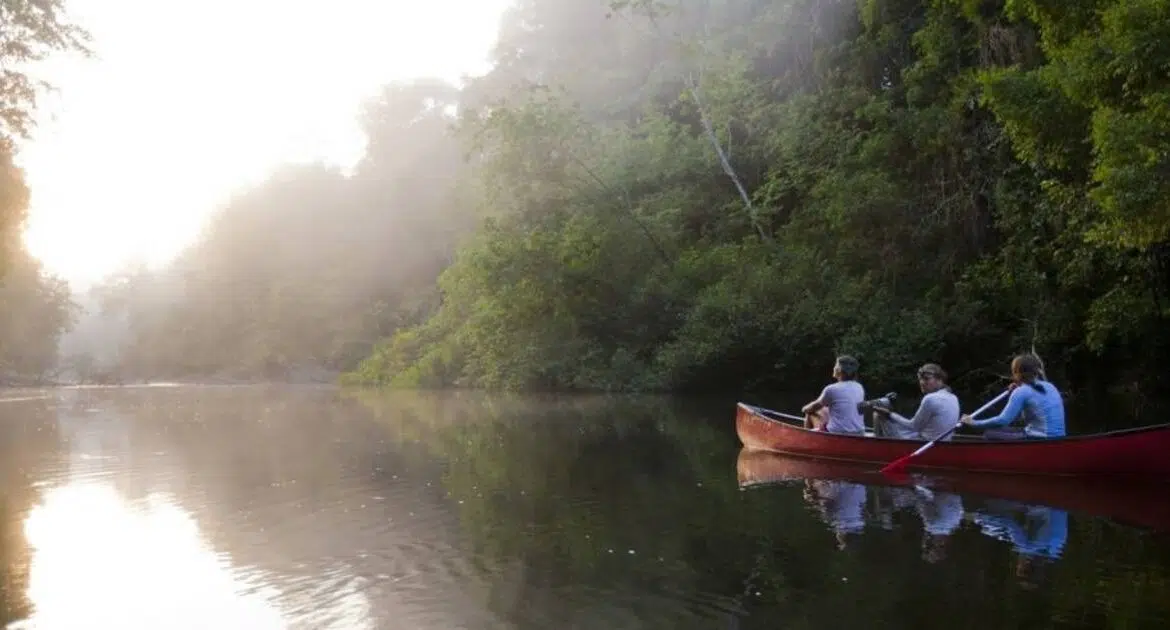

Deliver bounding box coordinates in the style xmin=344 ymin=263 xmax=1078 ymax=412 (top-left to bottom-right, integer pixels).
xmin=818 ymin=380 xmax=865 ymax=434
xmin=886 ymin=388 xmax=960 ymax=440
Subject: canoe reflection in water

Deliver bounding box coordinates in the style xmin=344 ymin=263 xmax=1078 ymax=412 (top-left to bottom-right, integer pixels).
xmin=802 ymin=478 xmax=966 ymax=560
xmin=901 ymin=487 xmax=963 ymax=563
xmin=801 ymin=480 xmax=866 ymax=550
xmin=968 ymin=500 xmax=1069 ymax=589
xmin=738 ymin=449 xmax=1143 ymax=585
xmin=829 ymin=480 xmax=963 ymax=563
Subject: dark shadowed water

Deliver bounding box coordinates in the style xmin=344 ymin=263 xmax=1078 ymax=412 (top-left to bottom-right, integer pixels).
xmin=0 ymin=385 xmax=1167 ymax=629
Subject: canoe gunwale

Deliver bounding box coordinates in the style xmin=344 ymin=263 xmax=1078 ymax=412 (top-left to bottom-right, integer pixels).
xmin=736 ymin=402 xmax=1170 ymax=479
xmin=740 ymin=403 xmax=1170 ymax=445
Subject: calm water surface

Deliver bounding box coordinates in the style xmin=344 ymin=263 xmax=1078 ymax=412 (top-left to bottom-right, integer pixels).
xmin=0 ymin=385 xmax=1166 ymax=629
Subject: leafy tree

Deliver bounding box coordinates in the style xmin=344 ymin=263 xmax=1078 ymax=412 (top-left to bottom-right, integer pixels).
xmin=344 ymin=0 xmax=1170 ymax=403
xmin=0 ymin=0 xmax=90 ymax=140
xmin=0 ymin=0 xmax=89 ymax=381
xmin=67 ymin=0 xmax=1170 ymax=405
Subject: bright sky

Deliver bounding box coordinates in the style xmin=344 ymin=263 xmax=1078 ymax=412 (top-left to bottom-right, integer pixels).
xmin=17 ymin=0 xmax=510 ymax=288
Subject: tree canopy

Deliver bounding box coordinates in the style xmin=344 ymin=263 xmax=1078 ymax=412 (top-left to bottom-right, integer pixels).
xmin=347 ymin=0 xmax=1170 ymax=396
xmin=0 ymin=0 xmax=88 ymax=384
xmin=67 ymin=0 xmax=1170 ymax=400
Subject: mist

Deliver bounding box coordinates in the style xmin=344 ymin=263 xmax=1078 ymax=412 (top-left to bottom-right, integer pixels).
xmin=31 ymin=0 xmax=1170 ymax=398
xmin=54 ymin=77 xmax=470 ymax=383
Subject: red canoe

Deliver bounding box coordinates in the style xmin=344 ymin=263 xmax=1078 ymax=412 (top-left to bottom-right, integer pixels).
xmin=736 ymin=403 xmax=1170 ymax=479
xmin=736 ymin=449 xmax=1170 ymax=531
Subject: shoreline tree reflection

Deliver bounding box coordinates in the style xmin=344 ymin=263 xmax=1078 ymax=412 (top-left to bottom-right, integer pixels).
xmin=356 ymin=391 xmax=1170 ymax=629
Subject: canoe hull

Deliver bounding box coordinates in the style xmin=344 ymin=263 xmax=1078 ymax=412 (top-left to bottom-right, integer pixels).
xmin=736 ymin=403 xmax=1170 ymax=478
xmin=735 ymin=449 xmax=1170 ymax=532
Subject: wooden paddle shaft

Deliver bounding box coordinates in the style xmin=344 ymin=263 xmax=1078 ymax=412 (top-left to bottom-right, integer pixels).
xmin=905 ymin=388 xmax=1010 ymax=457
xmin=968 ymin=388 xmax=1011 ymax=418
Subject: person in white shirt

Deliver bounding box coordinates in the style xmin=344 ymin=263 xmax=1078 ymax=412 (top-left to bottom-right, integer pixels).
xmin=873 ymin=363 xmax=960 ymax=441
xmin=801 ymin=355 xmax=866 ymax=434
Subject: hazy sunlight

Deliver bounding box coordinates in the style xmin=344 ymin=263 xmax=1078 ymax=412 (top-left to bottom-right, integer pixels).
xmin=17 ymin=0 xmax=510 ymax=286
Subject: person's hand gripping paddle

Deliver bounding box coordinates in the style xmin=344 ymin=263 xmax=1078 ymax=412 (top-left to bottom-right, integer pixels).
xmin=879 ymin=388 xmax=1011 ymax=475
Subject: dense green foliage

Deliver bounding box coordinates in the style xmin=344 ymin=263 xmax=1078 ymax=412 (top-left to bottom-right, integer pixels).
xmin=79 ymin=0 xmax=1170 ymax=397
xmin=346 ymin=0 xmax=1170 ymax=394
xmin=0 ymin=0 xmax=87 ymax=383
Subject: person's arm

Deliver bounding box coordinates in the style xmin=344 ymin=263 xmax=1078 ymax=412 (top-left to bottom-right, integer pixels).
xmin=967 ymin=387 xmax=1028 ymax=428
xmin=972 ymin=512 xmax=1030 ymax=549
xmin=802 ymin=385 xmax=831 ymax=414
xmin=886 ymin=395 xmax=937 ymax=430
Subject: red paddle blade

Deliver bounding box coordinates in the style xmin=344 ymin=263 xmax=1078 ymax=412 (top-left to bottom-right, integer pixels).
xmin=880 ymin=454 xmax=914 ymax=475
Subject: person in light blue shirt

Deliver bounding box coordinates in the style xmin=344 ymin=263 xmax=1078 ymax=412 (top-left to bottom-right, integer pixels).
xmin=972 ymin=500 xmax=1068 ymax=588
xmin=972 ymin=504 xmax=1069 ymax=560
xmin=960 ymin=353 xmax=1066 ymax=439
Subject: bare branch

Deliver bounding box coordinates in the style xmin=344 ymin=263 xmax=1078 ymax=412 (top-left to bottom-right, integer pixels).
xmin=725 ymin=118 xmax=732 ymax=162
xmin=683 ymin=72 xmax=770 ymax=241
xmin=612 ymin=0 xmax=772 ymax=243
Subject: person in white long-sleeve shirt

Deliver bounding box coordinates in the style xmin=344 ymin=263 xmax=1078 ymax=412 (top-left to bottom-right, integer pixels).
xmin=873 ymin=363 xmax=960 ymax=441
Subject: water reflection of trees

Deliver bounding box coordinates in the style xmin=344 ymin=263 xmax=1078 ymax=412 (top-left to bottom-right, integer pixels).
xmin=11 ymin=387 xmax=1164 ymax=629
xmin=353 ymin=390 xmax=751 ymax=627
xmin=106 ymin=386 xmax=512 ymax=629
xmin=354 ymin=391 xmax=1170 ymax=630
xmin=0 ymin=395 xmax=63 ymax=626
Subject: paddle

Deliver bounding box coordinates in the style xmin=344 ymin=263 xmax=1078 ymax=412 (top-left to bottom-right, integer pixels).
xmin=879 ymin=388 xmax=1011 ymax=475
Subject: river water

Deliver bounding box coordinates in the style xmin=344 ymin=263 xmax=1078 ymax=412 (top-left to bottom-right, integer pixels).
xmin=0 ymin=385 xmax=1166 ymax=629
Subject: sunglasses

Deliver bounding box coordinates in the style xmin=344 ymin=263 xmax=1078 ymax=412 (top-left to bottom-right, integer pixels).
xmin=917 ymin=371 xmax=939 ymax=380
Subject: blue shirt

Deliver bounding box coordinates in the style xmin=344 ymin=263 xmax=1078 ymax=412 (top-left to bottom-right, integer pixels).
xmin=970 ymin=381 xmax=1066 ymax=438
xmin=974 ymin=507 xmax=1069 ymax=559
